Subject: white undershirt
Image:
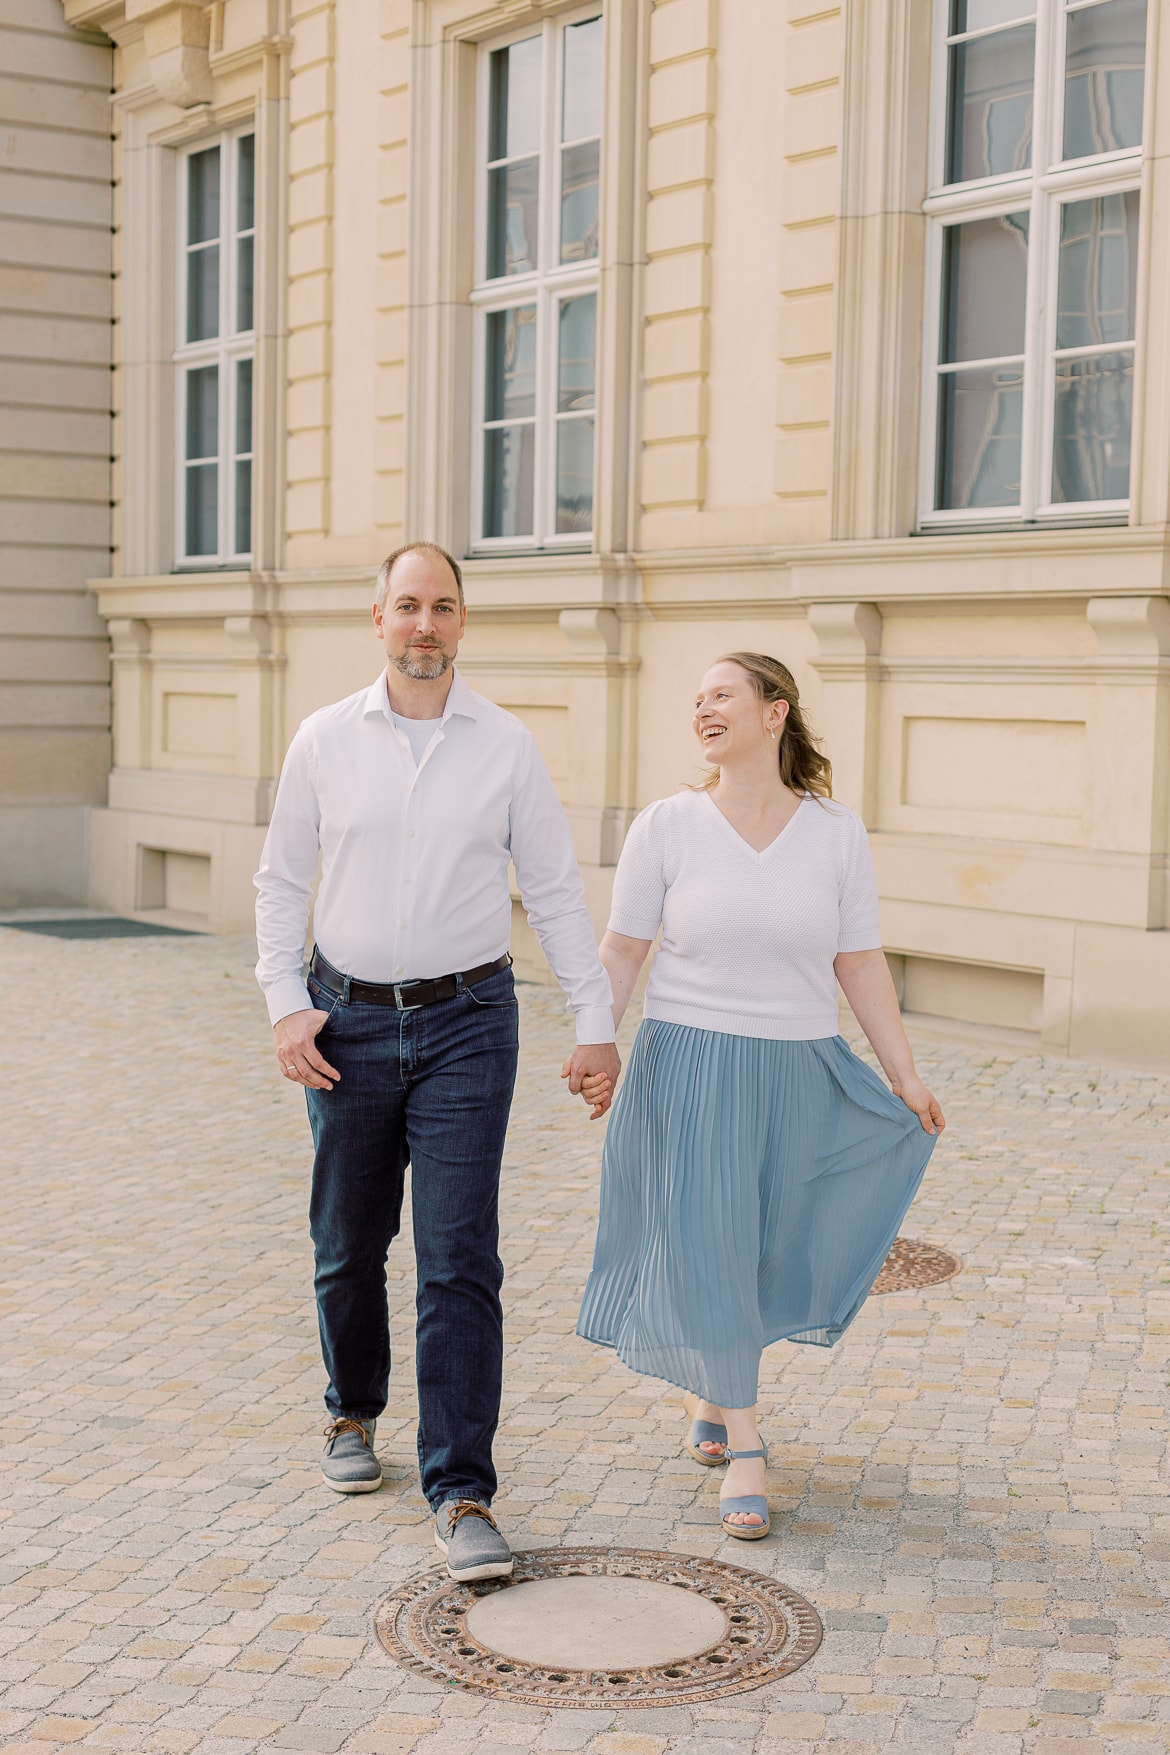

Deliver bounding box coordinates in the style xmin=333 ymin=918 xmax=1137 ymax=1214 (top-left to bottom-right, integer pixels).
xmin=608 ymin=789 xmax=883 ymax=1040
xmin=391 ymin=710 xmax=442 ymax=767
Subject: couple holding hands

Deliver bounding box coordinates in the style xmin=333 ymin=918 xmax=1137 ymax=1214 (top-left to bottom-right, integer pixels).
xmin=254 ymin=541 xmax=944 ymax=1583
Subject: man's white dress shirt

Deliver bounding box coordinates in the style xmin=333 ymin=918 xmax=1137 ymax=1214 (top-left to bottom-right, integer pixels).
xmin=254 ymin=669 xmax=615 ymax=1043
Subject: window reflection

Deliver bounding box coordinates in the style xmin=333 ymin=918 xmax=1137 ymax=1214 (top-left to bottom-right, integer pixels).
xmin=487 ymin=38 xmax=542 ymax=279
xmin=947 ymin=24 xmax=1035 ymax=183
xmin=1063 ymin=0 xmax=1146 ymax=159
xmin=1052 ymin=351 xmax=1133 ymax=501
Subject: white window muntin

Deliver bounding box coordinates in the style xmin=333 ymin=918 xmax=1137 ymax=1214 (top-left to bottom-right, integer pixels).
xmin=173 ymin=129 xmax=256 ymax=567
xmin=470 ymin=9 xmax=602 ymax=552
xmin=919 ymin=0 xmax=1145 ymax=526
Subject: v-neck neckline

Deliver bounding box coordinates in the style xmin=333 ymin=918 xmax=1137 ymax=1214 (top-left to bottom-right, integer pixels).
xmin=702 ymin=788 xmax=809 ymax=860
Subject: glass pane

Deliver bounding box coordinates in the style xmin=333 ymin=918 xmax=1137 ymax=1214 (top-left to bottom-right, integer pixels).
xmin=236 ymin=234 xmax=254 ymax=332
xmin=563 ymin=15 xmax=603 ymax=141
xmin=185 ymin=365 xmax=218 ymax=461
xmin=487 ymin=157 xmax=539 ymax=278
xmin=485 ymin=306 xmax=537 ymax=421
xmin=483 ymin=424 xmax=535 ymax=538
xmin=185 ymin=463 xmax=218 ymax=556
xmin=488 ymin=35 xmax=541 ymax=160
xmin=234 ymin=459 xmax=252 ymax=554
xmin=558 ymin=294 xmax=595 ymax=411
xmin=187 ymin=146 xmax=220 ymax=245
xmin=940 ymin=211 xmax=1029 ymax=363
xmin=235 ymin=358 xmax=253 ymax=456
xmin=946 ymin=25 xmax=1035 ymax=182
xmin=560 ymin=139 xmax=600 ymax=263
xmin=1056 ymin=190 xmax=1139 ymax=348
xmin=1052 ymin=350 xmax=1133 ymax=501
xmin=950 ymin=0 xmax=1035 ymax=30
xmin=237 ymin=133 xmax=255 ymax=230
xmin=1063 ymin=0 xmax=1146 ymax=159
xmin=186 ymin=244 xmax=219 ymax=343
xmin=936 ymin=364 xmax=1024 ymax=508
xmin=556 ymin=416 xmax=594 ymax=533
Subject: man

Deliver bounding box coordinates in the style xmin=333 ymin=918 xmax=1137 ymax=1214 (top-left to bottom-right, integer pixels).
xmin=254 ymin=541 xmax=620 ymax=1582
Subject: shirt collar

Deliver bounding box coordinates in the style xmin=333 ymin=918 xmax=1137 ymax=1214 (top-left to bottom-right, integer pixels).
xmin=364 ymin=666 xmax=479 ymax=726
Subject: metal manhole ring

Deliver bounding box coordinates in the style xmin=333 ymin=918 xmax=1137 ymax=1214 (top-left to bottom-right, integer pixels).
xmin=872 ymin=1236 xmax=962 ymax=1294
xmin=373 ymin=1547 xmax=823 ymax=1706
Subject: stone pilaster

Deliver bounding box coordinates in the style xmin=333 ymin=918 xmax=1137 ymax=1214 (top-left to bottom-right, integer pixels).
xmin=640 ymin=0 xmax=717 ymax=537
xmin=773 ymin=0 xmax=843 ymax=543
xmin=284 ymin=0 xmax=334 ymax=560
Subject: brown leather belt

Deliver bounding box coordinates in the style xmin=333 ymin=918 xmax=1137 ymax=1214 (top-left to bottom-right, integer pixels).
xmin=309 ymin=946 xmax=512 ymax=1011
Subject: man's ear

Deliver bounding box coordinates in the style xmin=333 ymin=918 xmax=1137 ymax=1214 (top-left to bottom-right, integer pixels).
xmin=372 ymin=601 xmax=384 ymax=641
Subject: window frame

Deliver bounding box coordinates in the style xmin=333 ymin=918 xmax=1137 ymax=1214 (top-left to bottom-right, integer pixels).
xmin=918 ymin=0 xmax=1146 ymax=529
xmin=172 ymin=127 xmax=257 ymax=569
xmin=468 ymin=6 xmax=603 ymax=555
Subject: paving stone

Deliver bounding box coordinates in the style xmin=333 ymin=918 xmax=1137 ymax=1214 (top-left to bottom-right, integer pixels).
xmin=1 ymin=927 xmax=1168 ymax=1753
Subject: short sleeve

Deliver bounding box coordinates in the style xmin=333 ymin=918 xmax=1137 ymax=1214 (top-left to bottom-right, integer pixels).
xmin=607 ymin=802 xmax=668 ymax=939
xmin=836 ymin=811 xmax=882 ymax=952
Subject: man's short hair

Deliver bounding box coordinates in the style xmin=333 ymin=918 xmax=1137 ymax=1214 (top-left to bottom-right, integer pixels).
xmin=376 ymin=541 xmax=464 ymax=610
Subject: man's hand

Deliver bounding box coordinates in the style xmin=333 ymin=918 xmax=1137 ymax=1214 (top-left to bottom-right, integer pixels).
xmin=274 ymin=1009 xmax=341 ymax=1091
xmin=561 ymin=1042 xmax=621 ymax=1120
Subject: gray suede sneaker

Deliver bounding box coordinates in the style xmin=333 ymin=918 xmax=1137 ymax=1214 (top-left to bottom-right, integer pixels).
xmin=321 ymin=1417 xmax=382 ymax=1493
xmin=434 ymin=1498 xmax=513 ymax=1581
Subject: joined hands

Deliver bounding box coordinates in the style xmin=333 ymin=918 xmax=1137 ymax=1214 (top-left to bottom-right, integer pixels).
xmin=561 ymin=1042 xmax=621 ymax=1119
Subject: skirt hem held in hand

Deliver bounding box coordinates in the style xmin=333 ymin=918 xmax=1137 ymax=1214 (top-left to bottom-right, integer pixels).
xmin=576 ymin=1019 xmax=937 ymax=1409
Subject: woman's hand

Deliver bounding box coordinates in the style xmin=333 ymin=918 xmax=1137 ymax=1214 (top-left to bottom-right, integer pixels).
xmin=890 ymin=1075 xmax=945 ymax=1135
xmin=570 ymin=1069 xmax=613 ymax=1120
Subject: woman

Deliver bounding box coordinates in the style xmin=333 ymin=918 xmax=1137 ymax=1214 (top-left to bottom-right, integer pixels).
xmin=576 ymin=652 xmax=944 ymax=1540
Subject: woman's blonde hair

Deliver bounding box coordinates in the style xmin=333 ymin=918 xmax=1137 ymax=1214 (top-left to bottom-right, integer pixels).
xmin=694 ymin=651 xmax=833 ymax=797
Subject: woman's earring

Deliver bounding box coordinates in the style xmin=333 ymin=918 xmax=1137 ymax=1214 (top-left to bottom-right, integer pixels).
xmin=769 ymin=726 xmax=776 ymax=741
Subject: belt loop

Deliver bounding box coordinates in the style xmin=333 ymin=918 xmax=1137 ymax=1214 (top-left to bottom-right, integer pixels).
xmin=454 ymin=972 xmax=464 ymax=995
xmin=342 ymin=973 xmax=352 ymax=1005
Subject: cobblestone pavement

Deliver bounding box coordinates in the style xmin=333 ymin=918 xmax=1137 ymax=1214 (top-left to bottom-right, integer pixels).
xmin=1 ymin=925 xmax=1168 ymax=1755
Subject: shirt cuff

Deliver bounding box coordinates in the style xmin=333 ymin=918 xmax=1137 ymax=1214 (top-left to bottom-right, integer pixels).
xmin=575 ymin=1004 xmax=617 ymax=1046
xmin=265 ymin=976 xmax=314 ymax=1027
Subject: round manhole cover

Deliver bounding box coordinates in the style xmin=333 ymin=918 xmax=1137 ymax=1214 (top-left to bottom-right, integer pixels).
xmin=872 ymin=1236 xmax=962 ymax=1293
xmin=374 ymin=1548 xmax=823 ymax=1707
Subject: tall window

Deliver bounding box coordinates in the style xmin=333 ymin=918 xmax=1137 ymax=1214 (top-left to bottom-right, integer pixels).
xmin=175 ymin=132 xmax=255 ymax=565
xmin=471 ymin=11 xmax=602 ymax=549
xmin=922 ymin=0 xmax=1146 ymax=523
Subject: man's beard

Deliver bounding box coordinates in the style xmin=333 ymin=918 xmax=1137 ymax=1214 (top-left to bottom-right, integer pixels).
xmin=390 ymin=646 xmax=452 ymax=681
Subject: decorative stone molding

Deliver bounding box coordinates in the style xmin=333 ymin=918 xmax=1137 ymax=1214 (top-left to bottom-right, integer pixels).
xmin=559 ymin=607 xmax=622 ymax=657
xmin=1086 ymin=596 xmax=1170 ymax=662
xmin=831 ymin=0 xmax=931 ymax=541
xmin=807 ymin=600 xmax=882 ymax=821
xmin=125 ymin=0 xmax=213 ymax=108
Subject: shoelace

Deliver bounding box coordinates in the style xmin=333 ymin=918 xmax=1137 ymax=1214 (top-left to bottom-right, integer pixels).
xmin=323 ymin=1417 xmax=370 ymax=1448
xmin=446 ymin=1498 xmax=499 ymax=1531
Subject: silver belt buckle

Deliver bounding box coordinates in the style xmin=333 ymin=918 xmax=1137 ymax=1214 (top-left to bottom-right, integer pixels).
xmin=393 ymin=981 xmax=424 ymax=1011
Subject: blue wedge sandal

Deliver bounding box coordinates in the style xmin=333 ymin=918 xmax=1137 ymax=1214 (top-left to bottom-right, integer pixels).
xmin=686 ymin=1418 xmax=729 ymax=1466
xmin=720 ymin=1443 xmax=770 ymax=1541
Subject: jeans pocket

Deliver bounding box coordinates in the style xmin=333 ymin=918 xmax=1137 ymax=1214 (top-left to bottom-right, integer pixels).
xmin=463 ymin=970 xmax=517 ymax=1010
xmin=307 ymin=975 xmax=343 ymax=1025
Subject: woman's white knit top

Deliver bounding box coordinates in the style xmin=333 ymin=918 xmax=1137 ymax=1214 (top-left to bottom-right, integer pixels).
xmin=608 ymin=789 xmax=883 ymax=1041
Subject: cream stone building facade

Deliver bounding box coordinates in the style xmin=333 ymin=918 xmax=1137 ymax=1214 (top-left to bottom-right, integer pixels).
xmin=5 ymin=0 xmax=1168 ymax=1066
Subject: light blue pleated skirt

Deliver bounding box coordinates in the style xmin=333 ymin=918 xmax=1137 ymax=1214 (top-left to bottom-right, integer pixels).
xmin=577 ymin=1019 xmax=937 ymax=1408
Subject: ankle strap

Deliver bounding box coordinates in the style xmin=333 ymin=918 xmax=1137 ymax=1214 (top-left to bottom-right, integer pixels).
xmin=726 ymin=1447 xmax=765 ymax=1460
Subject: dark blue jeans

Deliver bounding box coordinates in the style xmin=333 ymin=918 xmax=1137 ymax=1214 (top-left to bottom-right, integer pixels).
xmin=304 ymin=963 xmax=519 ymax=1509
